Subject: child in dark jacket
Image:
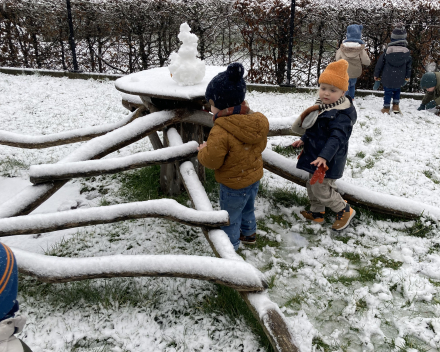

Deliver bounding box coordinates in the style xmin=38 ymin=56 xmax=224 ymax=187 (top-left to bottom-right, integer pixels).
xmin=291 ymin=60 xmax=357 ymax=231
xmin=374 ymin=23 xmax=412 ymax=114
xmin=418 ymin=72 xmax=440 ymax=115
xmin=198 ymin=63 xmax=269 ymax=250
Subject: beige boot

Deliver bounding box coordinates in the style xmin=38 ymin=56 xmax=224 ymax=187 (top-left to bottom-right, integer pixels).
xmin=380 ymin=107 xmax=390 ymax=114
xmin=392 ymin=104 xmax=401 ymax=114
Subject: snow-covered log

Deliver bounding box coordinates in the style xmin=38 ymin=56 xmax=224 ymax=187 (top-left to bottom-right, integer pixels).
xmin=167 ymin=128 xmax=300 ymax=352
xmin=0 ymin=199 xmax=229 ymax=237
xmin=0 ymin=107 xmax=145 ymax=148
xmin=29 ymin=142 xmax=199 ymax=184
xmin=12 ymin=248 xmax=266 ymax=292
xmin=0 ymin=109 xmax=190 ymax=218
xmin=262 ymin=149 xmax=440 ymax=220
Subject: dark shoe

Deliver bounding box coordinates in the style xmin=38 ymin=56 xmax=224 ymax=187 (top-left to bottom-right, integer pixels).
xmin=240 ymin=233 xmax=256 ymax=245
xmin=332 ymin=203 xmax=356 ymax=231
xmin=300 ymin=210 xmax=325 ymax=223
xmin=392 ymin=104 xmax=401 ymax=114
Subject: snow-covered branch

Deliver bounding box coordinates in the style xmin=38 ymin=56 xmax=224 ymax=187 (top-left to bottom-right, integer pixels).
xmin=29 ymin=142 xmax=199 ymax=184
xmin=0 ymin=199 xmax=229 ymax=237
xmin=12 ymin=248 xmax=267 ymax=292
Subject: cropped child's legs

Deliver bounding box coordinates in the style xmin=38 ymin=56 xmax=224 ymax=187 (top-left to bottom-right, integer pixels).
xmin=383 ymin=87 xmax=393 ymax=108
xmin=392 ymin=88 xmax=401 ymax=105
xmin=307 ymin=176 xmax=346 ymax=213
xmin=220 ymin=182 xmax=259 ymax=250
xmin=240 ymin=181 xmax=259 ymax=236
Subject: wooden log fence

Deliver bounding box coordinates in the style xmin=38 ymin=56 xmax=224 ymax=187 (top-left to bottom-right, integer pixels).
xmin=0 ymin=108 xmax=192 ymax=218
xmin=0 ymin=107 xmax=146 ymax=149
xmin=29 ymin=142 xmax=199 ymax=184
xmin=12 ymin=249 xmax=266 ymax=292
xmin=262 ymin=149 xmax=440 ymax=220
xmin=0 ymin=199 xmax=229 ymax=237
xmin=167 ymin=128 xmax=300 ymax=352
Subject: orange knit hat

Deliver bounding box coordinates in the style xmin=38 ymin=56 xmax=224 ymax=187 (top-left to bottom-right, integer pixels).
xmin=318 ymin=59 xmax=349 ymax=92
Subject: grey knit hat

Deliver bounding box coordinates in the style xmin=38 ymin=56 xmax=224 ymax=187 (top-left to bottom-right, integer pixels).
xmin=391 ymin=23 xmax=407 ymax=41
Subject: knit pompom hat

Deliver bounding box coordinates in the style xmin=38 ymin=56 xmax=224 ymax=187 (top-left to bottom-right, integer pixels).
xmin=319 ymin=59 xmax=349 ymax=92
xmin=391 ymin=23 xmax=407 ymax=41
xmin=205 ymin=62 xmax=246 ymax=110
xmin=420 ymin=72 xmax=437 ymax=89
xmin=343 ymin=24 xmax=365 ymax=44
xmin=0 ymin=243 xmax=18 ymax=321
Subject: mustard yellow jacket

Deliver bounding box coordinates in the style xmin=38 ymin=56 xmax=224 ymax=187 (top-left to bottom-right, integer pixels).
xmin=198 ymin=112 xmax=269 ymax=189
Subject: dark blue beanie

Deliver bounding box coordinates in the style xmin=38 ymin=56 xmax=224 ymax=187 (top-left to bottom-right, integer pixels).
xmin=205 ymin=62 xmax=246 ymax=110
xmin=343 ymin=24 xmax=364 ymax=45
xmin=0 ymin=243 xmax=18 ymax=321
xmin=420 ymin=72 xmax=437 ymax=89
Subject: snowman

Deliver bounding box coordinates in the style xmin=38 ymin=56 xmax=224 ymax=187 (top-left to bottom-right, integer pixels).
xmin=168 ymin=22 xmax=206 ymax=86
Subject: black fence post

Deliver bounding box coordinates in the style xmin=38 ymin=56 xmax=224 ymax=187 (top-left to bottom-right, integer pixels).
xmin=283 ymin=0 xmax=296 ymax=87
xmin=66 ymin=0 xmax=80 ymax=72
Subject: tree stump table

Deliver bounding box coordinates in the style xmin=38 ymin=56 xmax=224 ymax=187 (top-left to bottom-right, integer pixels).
xmin=115 ymin=66 xmax=224 ymax=196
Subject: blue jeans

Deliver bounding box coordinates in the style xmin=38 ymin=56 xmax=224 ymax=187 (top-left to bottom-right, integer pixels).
xmin=220 ymin=181 xmax=259 ymax=250
xmin=345 ymin=78 xmax=357 ymax=99
xmin=383 ymin=87 xmax=401 ymax=107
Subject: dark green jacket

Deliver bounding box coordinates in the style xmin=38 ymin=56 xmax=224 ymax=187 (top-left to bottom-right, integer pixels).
xmin=422 ymin=72 xmax=440 ymax=106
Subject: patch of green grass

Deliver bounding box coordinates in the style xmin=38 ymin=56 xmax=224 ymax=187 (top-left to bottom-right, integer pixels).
xmin=18 ymin=275 xmax=162 ymax=310
xmin=312 ymin=336 xmax=338 ymax=352
xmin=364 ymin=157 xmax=375 ymax=169
xmin=328 ymin=264 xmax=378 ymax=286
xmin=267 ymin=275 xmax=276 ymax=289
xmin=0 ymin=156 xmax=29 ymax=176
xmin=422 ymin=170 xmax=440 ymax=184
xmin=403 ymin=217 xmax=436 ymax=238
xmin=119 ymin=165 xmax=190 ymax=205
xmin=371 ymin=255 xmax=403 ymax=270
xmin=268 ymin=214 xmax=291 ymax=228
xmin=202 ymin=284 xmax=274 ymax=352
xmin=372 ymin=149 xmax=385 ymax=160
xmin=203 ymin=168 xmax=220 ymax=199
xmin=392 ymin=334 xmax=430 ymax=352
xmin=341 ymin=252 xmax=361 ymax=264
xmin=355 ymin=298 xmax=368 ymax=312
xmin=373 ymin=128 xmax=382 ymax=136
xmin=355 ymin=151 xmax=366 ymax=159
xmin=261 ymin=186 xmax=309 ymax=208
xmin=363 ymin=135 xmax=373 ymax=144
xmin=285 ymin=293 xmax=305 ymax=308
xmin=272 ymin=144 xmax=302 ymax=158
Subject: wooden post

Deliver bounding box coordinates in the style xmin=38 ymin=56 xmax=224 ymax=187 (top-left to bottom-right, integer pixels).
xmin=180 ymin=122 xmax=205 ymax=184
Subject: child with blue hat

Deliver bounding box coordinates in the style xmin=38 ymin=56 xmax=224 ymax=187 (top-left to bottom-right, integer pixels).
xmin=0 ymin=243 xmax=32 ymax=352
xmin=335 ymin=24 xmax=371 ymax=99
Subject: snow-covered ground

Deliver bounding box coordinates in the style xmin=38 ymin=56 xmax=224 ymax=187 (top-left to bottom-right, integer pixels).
xmin=0 ymin=73 xmax=439 ymax=352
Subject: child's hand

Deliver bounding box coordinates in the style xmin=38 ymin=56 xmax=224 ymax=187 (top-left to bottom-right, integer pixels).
xmin=310 ymin=164 xmax=329 ymax=185
xmin=291 ymin=140 xmax=304 ymax=148
xmin=310 ymin=157 xmax=327 ymax=168
xmin=197 ymin=142 xmax=208 ymax=151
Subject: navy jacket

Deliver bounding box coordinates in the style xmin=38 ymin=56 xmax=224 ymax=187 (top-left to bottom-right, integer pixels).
xmin=374 ymin=45 xmax=412 ymax=89
xmin=297 ymin=99 xmax=357 ymax=179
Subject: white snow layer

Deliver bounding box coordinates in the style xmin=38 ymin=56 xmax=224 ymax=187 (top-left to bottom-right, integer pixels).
xmin=12 ymin=248 xmax=265 ymax=290
xmin=29 ymin=142 xmax=198 ymax=181
xmin=0 ymin=199 xmax=229 ymax=235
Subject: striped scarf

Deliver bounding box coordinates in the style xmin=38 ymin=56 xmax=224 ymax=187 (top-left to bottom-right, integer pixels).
xmin=214 ymin=100 xmax=250 ymax=121
xmin=315 ymin=96 xmax=347 ymax=113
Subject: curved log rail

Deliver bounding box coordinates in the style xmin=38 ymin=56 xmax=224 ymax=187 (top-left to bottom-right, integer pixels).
xmin=0 ymin=107 xmax=146 ymax=149
xmin=0 ymin=199 xmax=229 ymax=237
xmin=167 ymin=128 xmax=300 ymax=352
xmin=29 ymin=142 xmax=199 ymax=184
xmin=262 ymin=149 xmax=440 ymax=220
xmin=12 ymin=249 xmax=267 ymax=292
xmin=0 ymin=108 xmax=192 ymax=218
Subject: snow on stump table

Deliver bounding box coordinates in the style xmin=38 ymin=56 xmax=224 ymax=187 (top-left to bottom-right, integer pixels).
xmin=115 ymin=66 xmax=225 ymax=196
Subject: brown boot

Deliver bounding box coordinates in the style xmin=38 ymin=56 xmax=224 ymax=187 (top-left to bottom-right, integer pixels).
xmin=392 ymin=104 xmax=401 ymax=114
xmin=381 ymin=107 xmax=390 ymax=114
xmin=300 ymin=210 xmax=325 ymax=223
xmin=332 ymin=203 xmax=356 ymax=231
